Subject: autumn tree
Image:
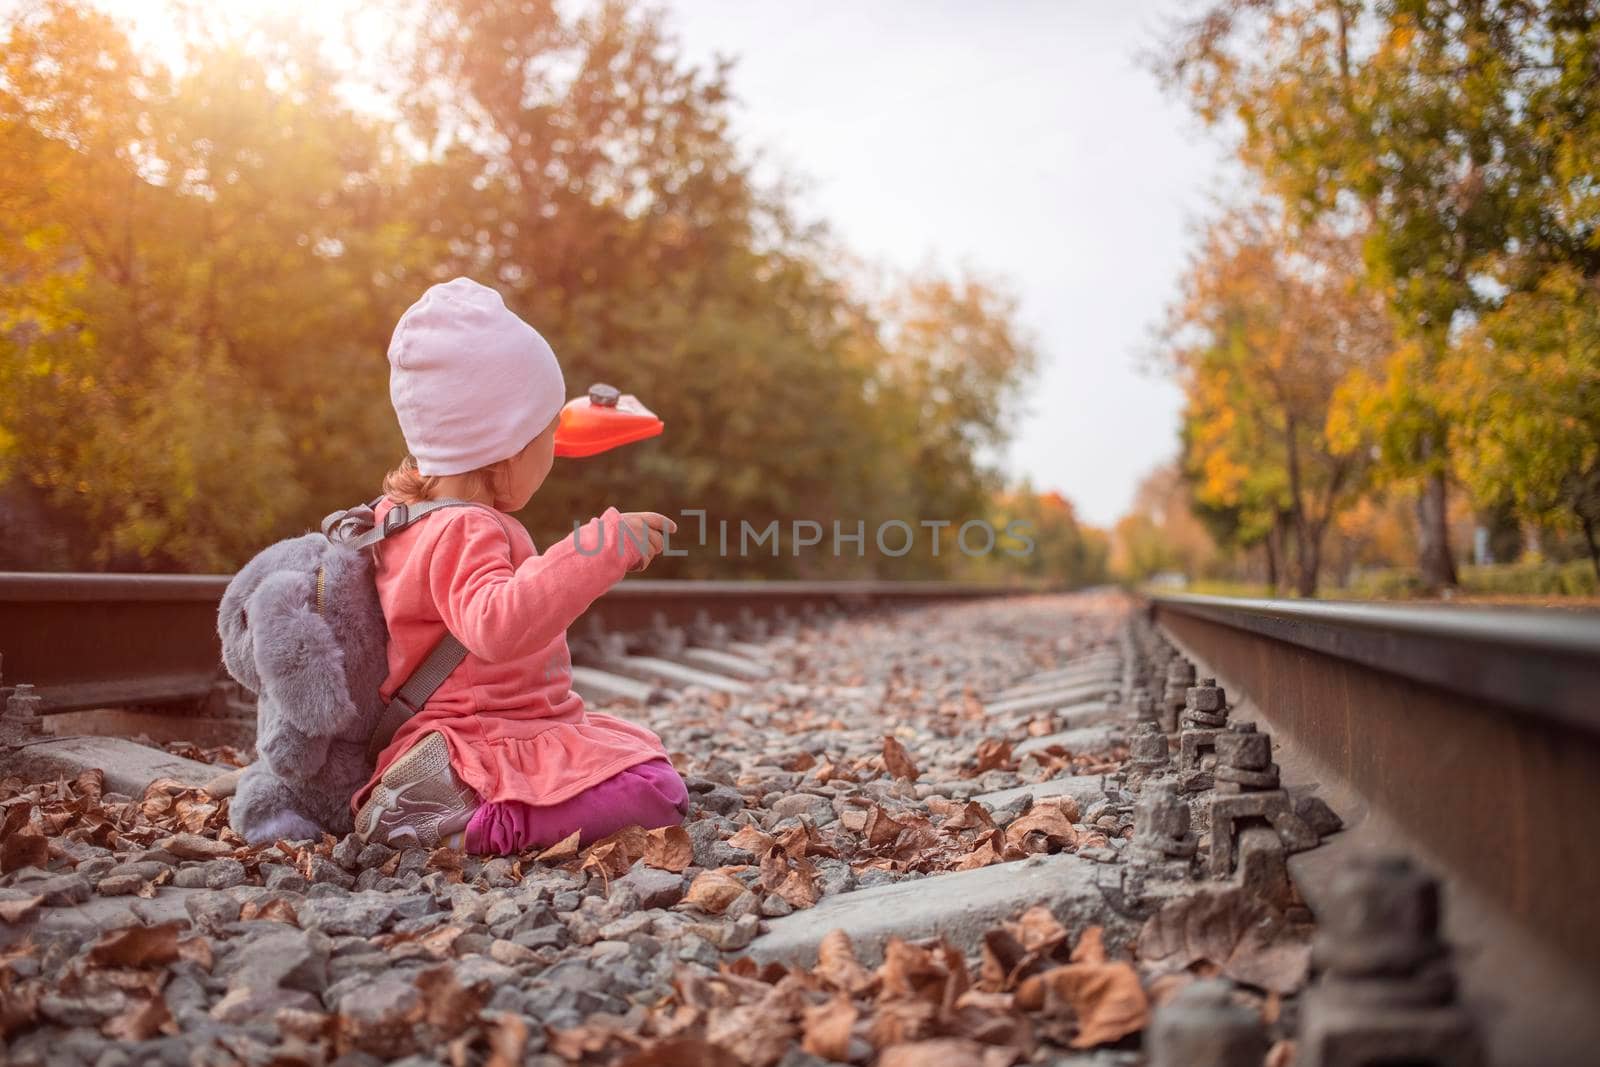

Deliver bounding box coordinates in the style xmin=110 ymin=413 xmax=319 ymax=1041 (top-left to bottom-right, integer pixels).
xmin=1165 ymin=209 xmax=1388 ymax=596
xmin=1111 ymin=465 xmax=1223 ymax=584
xmin=1 ymin=0 xmax=1047 ymax=578
xmin=1164 ymin=0 xmax=1564 ymax=589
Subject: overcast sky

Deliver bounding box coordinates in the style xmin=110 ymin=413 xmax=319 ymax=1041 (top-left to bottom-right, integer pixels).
xmin=659 ymin=1 xmax=1231 ymax=525
xmin=85 ymin=0 xmax=1231 ymax=527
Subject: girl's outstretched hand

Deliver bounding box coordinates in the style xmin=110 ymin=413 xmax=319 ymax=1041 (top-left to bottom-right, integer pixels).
xmin=619 ymin=512 xmax=678 ymax=571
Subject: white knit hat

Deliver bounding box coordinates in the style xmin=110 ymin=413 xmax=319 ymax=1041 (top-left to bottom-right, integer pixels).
xmin=387 ymin=278 xmax=566 ymax=476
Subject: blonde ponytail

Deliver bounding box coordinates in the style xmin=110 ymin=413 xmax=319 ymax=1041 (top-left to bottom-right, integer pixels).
xmin=382 ymin=455 xmax=508 ymax=506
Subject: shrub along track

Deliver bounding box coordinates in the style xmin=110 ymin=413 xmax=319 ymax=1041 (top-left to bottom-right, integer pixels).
xmin=2 ymin=588 xmax=1590 ymax=1065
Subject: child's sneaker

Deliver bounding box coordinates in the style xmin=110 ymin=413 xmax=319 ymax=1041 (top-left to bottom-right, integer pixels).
xmin=355 ymin=731 xmax=477 ymax=848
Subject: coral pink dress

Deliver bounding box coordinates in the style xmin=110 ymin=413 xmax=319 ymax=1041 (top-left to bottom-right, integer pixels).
xmin=351 ymin=499 xmax=669 ymax=813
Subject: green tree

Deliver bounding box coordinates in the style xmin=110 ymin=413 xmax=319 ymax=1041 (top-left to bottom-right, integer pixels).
xmin=1164 ymin=0 xmax=1556 ymax=589
xmin=1447 ymin=267 xmax=1600 ymax=575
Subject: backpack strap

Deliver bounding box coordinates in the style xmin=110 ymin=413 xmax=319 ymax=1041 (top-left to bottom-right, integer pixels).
xmin=334 ymin=497 xmax=484 ymax=552
xmin=366 ymin=632 xmax=469 ymax=764
xmin=323 ymin=496 xmax=503 ymax=763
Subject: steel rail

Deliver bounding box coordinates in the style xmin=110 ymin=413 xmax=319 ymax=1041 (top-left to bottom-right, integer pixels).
xmin=1149 ymin=592 xmax=1600 ymax=734
xmin=0 ymin=572 xmax=1034 ymax=712
xmin=1149 ymin=592 xmax=1600 ymax=966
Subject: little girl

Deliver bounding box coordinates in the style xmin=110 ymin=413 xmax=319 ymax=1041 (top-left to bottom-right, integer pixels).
xmin=351 ymin=277 xmax=685 ymax=854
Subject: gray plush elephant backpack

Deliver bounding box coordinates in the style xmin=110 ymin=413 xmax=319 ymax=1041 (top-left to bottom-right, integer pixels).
xmin=217 ymin=498 xmax=488 ymax=845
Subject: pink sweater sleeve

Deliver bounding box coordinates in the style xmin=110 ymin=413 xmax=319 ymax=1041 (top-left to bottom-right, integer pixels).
xmin=425 ymin=506 xmax=643 ymax=663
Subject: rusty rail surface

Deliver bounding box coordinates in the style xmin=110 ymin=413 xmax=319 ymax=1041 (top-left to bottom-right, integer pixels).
xmin=0 ymin=572 xmax=1033 ymax=713
xmin=1148 ymin=592 xmax=1600 ymax=967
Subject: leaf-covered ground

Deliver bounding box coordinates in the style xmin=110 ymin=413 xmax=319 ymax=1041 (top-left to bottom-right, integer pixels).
xmin=0 ymin=593 xmax=1306 ymax=1065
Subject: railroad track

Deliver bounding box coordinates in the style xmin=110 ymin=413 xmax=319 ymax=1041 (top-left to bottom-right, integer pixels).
xmin=0 ymin=572 xmax=1023 ymax=715
xmin=0 ymin=585 xmax=1594 ymax=1065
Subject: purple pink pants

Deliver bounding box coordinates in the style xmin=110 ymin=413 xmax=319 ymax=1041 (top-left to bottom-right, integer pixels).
xmin=463 ymin=758 xmax=688 ymax=856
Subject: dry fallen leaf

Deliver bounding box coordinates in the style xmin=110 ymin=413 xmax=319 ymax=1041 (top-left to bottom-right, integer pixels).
xmin=860 ymin=805 xmax=911 ymax=850
xmin=643 ymin=825 xmax=693 ymax=872
xmin=941 ymin=801 xmax=997 ymax=833
xmin=176 ymin=936 xmax=214 ymax=971
xmin=535 ymin=829 xmax=582 ymax=864
xmin=1137 ymin=887 xmax=1311 ymax=994
xmin=240 ymin=897 xmax=298 ymax=925
xmin=727 ymin=825 xmax=777 ymax=854
xmin=0 ymin=894 xmax=43 ymax=924
xmin=101 ymin=994 xmax=174 ymax=1042
xmin=86 ymin=922 xmax=182 ymax=969
xmin=953 ymin=833 xmax=1007 ymax=872
xmin=416 ymin=963 xmax=491 ymax=1037
xmin=1070 ymin=925 xmax=1106 ymax=964
xmin=800 ymin=995 xmax=857 ymax=1060
xmin=1013 ymin=907 xmax=1071 ymax=956
xmin=882 ymin=736 xmax=920 ymax=781
xmin=1016 ymin=960 xmax=1149 ymax=1048
xmin=974 ymin=738 xmax=1014 ymax=774
xmin=1 ymin=812 xmax=47 ymax=874
xmin=679 ymin=870 xmax=748 ymax=915
xmin=760 ymin=848 xmax=820 ymax=909
xmin=155 ymin=833 xmax=233 ymax=860
xmin=484 ymin=1012 xmax=529 ymax=1067
xmin=616 ymin=1038 xmax=743 ymax=1067
xmin=1003 ymin=800 xmax=1078 ymax=854
xmin=879 ymin=1037 xmax=1018 ymax=1067
xmin=813 ymin=929 xmax=877 ymax=996
xmin=704 ymin=1001 xmax=795 ymax=1067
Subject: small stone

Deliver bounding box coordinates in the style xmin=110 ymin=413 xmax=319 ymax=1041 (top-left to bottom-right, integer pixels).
xmin=353 ymin=868 xmax=383 ymax=891
xmin=813 ymin=860 xmax=856 ymax=897
xmin=96 ymin=861 xmax=166 ymax=887
xmin=185 ymin=890 xmax=242 ymax=931
xmin=694 ymin=785 xmax=745 ymax=816
xmin=1268 ymin=810 xmax=1321 ymax=852
xmin=35 ymin=873 xmax=92 ymax=907
xmin=263 ymin=865 xmax=308 ymax=893
xmin=209 ymin=986 xmax=319 ymax=1023
xmin=356 ymin=842 xmax=396 ymax=868
xmin=513 ymin=925 xmax=570 ymax=952
xmin=74 ymin=855 xmax=119 ymax=880
xmin=40 ymin=991 xmax=126 ymax=1026
xmin=769 ymin=793 xmax=834 ymax=823
xmin=676 ymin=934 xmax=720 ymax=967
xmin=490 ymin=939 xmax=537 ymax=966
xmin=332 ymin=835 xmax=365 ymax=871
xmin=297 ymin=893 xmax=398 ymax=937
xmin=224 ymin=927 xmax=330 ymax=993
xmin=760 ymin=894 xmax=793 ymax=918
xmin=204 ymin=858 xmax=248 ymax=890
xmin=599 ymin=912 xmax=654 ymax=942
xmin=1294 ymin=795 xmax=1344 ymax=837
xmin=479 ymin=857 xmax=517 ymax=888
xmin=856 ymin=868 xmax=897 ymax=889
xmin=716 ymin=914 xmax=760 ymax=951
xmin=455 ymin=932 xmax=493 ymax=956
xmin=395 ymin=848 xmax=431 ymax=875
xmin=305 ymin=856 xmax=355 ymax=889
xmin=392 ymin=912 xmax=450 ymax=936
xmin=172 ymin=866 xmax=210 ymax=889
xmin=484 ymin=898 xmax=521 ymax=929
xmin=613 ymin=865 xmax=685 ymax=910
xmin=95 ymin=871 xmax=148 ymax=897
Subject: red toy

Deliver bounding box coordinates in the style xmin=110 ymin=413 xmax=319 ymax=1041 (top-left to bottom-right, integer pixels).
xmin=553 ymin=383 xmax=664 ymax=458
